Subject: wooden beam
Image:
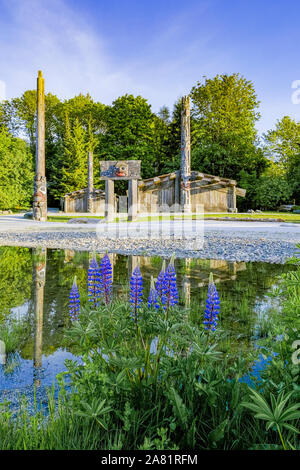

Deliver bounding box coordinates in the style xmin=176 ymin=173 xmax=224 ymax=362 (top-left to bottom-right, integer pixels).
xmin=211 ymin=176 xmax=220 ymax=183
xmin=236 ymin=187 xmax=246 ymax=197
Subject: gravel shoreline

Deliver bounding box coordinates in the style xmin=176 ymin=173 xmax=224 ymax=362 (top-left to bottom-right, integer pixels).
xmin=0 ymin=230 xmax=298 ymax=263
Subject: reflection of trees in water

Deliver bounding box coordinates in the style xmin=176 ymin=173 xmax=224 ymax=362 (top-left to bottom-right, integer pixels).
xmin=0 ymin=247 xmax=32 ymax=321
xmin=0 ymin=247 xmax=295 ymax=361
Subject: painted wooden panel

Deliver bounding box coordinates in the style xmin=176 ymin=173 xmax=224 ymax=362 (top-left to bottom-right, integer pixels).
xmin=100 ymin=160 xmax=141 ymax=180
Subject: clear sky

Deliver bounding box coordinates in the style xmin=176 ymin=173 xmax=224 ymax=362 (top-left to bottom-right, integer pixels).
xmin=1 ymin=0 xmax=300 ymax=135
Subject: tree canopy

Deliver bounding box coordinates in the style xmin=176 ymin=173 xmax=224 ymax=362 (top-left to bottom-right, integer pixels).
xmin=0 ymin=73 xmax=298 ymax=210
xmin=0 ymin=129 xmax=33 ymax=209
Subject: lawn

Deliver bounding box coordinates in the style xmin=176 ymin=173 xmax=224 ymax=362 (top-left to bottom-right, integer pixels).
xmin=46 ymin=212 xmax=300 ymax=223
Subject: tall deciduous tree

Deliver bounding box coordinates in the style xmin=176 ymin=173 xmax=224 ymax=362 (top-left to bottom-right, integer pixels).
xmin=190 ymin=74 xmax=265 ymax=179
xmin=0 ymin=130 xmax=33 ymax=209
xmin=263 ymin=116 xmax=300 ymax=167
xmin=264 ymin=116 xmax=300 ymax=203
xmin=99 ymin=94 xmax=160 ymax=179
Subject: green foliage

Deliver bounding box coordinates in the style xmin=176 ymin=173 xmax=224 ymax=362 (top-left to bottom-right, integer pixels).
xmin=0 ymin=74 xmax=299 ymax=209
xmin=0 ymin=253 xmax=299 ymax=449
xmin=98 ymin=94 xmax=165 ymax=181
xmin=0 ymin=247 xmax=32 ymax=320
xmin=254 ymin=164 xmax=293 ymax=210
xmin=0 ymin=130 xmax=34 ymax=209
xmin=190 ymin=74 xmax=266 ymax=181
xmin=264 ymin=116 xmax=300 ymax=204
xmin=242 ymin=389 xmax=300 ymax=449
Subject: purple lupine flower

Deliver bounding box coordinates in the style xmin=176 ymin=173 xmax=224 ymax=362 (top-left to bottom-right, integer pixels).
xmin=100 ymin=253 xmax=112 ymax=305
xmin=148 ymin=276 xmax=160 ymax=310
xmin=88 ymin=256 xmax=101 ymax=308
xmin=130 ymin=266 xmax=143 ymax=323
xmin=161 ymin=255 xmax=179 ymax=310
xmin=69 ymin=276 xmax=80 ymax=321
xmin=155 ymin=260 xmax=166 ymax=298
xmin=203 ymin=273 xmax=220 ymax=332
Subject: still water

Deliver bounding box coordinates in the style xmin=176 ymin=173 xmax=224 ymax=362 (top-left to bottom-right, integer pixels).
xmin=0 ymin=246 xmax=295 ymax=411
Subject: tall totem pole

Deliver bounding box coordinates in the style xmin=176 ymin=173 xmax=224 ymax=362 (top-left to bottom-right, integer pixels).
xmin=33 ymin=71 xmax=47 ymax=221
xmin=87 ymin=151 xmax=94 ymax=213
xmin=180 ymin=95 xmax=192 ymax=213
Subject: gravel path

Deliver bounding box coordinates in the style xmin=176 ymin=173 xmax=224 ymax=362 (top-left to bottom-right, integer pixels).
xmin=0 ymin=227 xmax=298 ymax=263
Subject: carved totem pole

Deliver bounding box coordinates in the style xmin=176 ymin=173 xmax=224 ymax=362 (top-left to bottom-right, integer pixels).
xmin=33 ymin=71 xmax=47 ymax=221
xmin=87 ymin=151 xmax=94 ymax=213
xmin=180 ymin=95 xmax=192 ymax=213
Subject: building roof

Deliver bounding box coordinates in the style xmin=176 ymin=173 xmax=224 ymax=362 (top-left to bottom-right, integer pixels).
xmin=138 ymin=171 xmax=246 ymax=197
xmin=64 ymin=188 xmax=105 ymax=198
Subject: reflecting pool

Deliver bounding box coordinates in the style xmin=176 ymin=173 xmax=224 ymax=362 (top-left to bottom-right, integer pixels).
xmin=0 ymin=246 xmax=296 ymax=411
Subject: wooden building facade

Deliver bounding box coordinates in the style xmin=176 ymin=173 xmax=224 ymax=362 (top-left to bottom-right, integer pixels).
xmin=137 ymin=170 xmax=246 ymax=213
xmin=61 ymin=188 xmax=107 ymax=213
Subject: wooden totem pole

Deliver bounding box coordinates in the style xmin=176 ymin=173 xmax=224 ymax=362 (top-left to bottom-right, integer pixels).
xmin=33 ymin=71 xmax=47 ymax=221
xmin=87 ymin=151 xmax=94 ymax=213
xmin=180 ymin=95 xmax=192 ymax=213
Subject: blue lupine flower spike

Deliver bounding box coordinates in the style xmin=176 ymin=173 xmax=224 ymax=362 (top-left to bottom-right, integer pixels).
xmin=100 ymin=253 xmax=113 ymax=305
xmin=148 ymin=275 xmax=160 ymax=310
xmin=130 ymin=265 xmax=143 ymax=323
xmin=203 ymin=272 xmax=220 ymax=332
xmin=156 ymin=260 xmax=166 ymax=299
xmin=162 ymin=253 xmax=179 ymax=311
xmin=69 ymin=276 xmax=80 ymax=321
xmin=88 ymin=255 xmax=101 ymax=308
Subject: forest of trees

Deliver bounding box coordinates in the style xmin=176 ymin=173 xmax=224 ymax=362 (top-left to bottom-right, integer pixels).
xmin=0 ymin=73 xmax=298 ymax=210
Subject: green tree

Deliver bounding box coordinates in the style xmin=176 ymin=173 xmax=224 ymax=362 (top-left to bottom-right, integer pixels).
xmin=254 ymin=163 xmax=293 ymax=210
xmin=57 ymin=116 xmax=88 ymax=197
xmin=264 ymin=116 xmax=300 ymax=167
xmin=46 ymin=94 xmax=105 ymax=202
xmin=190 ymin=74 xmax=265 ymax=179
xmin=99 ymin=94 xmax=161 ymax=180
xmin=264 ymin=116 xmax=300 ymax=204
xmin=0 ymin=129 xmax=33 ymax=209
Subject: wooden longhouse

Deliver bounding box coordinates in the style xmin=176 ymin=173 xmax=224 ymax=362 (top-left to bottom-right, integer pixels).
xmin=61 ymin=95 xmax=246 ymax=214
xmin=137 ymin=170 xmax=246 ymax=213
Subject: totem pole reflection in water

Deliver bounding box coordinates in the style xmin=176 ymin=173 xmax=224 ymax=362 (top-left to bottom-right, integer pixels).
xmin=0 ymin=339 xmax=6 ymax=365
xmin=33 ymin=247 xmax=47 ymax=386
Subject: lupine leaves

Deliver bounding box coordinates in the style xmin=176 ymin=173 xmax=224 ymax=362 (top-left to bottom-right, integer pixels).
xmin=241 ymin=389 xmax=300 ymax=449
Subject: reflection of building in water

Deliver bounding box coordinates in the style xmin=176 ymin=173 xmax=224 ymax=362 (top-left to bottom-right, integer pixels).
xmin=180 ymin=259 xmax=246 ymax=305
xmin=64 ymin=249 xmax=76 ymax=263
xmin=0 ymin=339 xmax=6 ymax=365
xmin=33 ymin=248 xmax=47 ymax=385
xmin=128 ymin=255 xmax=140 ymax=277
xmin=93 ymin=255 xmax=247 ymax=305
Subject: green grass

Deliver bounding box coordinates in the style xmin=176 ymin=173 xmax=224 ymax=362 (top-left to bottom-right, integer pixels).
xmin=47 ymin=212 xmax=300 ymax=223
xmin=203 ymin=212 xmax=300 ymax=222
xmin=47 ymin=215 xmax=104 ymax=223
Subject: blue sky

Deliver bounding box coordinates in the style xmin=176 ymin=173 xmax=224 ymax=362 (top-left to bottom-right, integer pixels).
xmin=1 ymin=0 xmax=300 ymax=135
